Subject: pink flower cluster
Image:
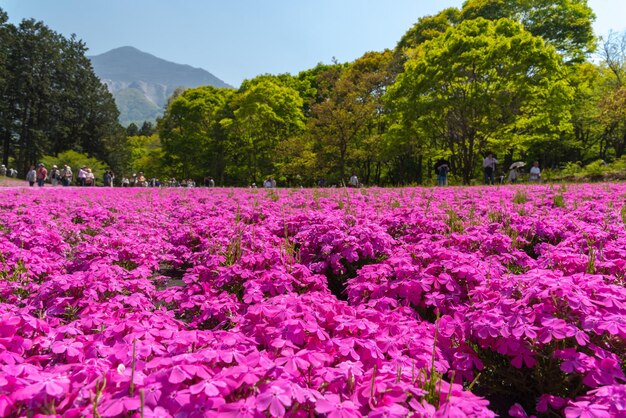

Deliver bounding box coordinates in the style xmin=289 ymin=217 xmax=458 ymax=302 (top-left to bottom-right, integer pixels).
xmin=0 ymin=184 xmax=625 ymax=417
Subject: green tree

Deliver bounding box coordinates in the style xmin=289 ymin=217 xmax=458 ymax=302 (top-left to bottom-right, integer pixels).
xmin=126 ymin=123 xmax=139 ymax=137
xmin=159 ymin=85 xmax=231 ymax=181
xmin=127 ymin=134 xmax=164 ymax=178
xmin=594 ymin=31 xmax=626 ymax=159
xmin=396 ymin=7 xmax=461 ymax=52
xmin=221 ymin=78 xmax=305 ymax=184
xmin=461 ymin=0 xmax=596 ymax=63
xmin=388 ymin=18 xmax=573 ymax=184
xmin=0 ymin=8 xmax=13 ymax=167
xmin=308 ymin=52 xmax=392 ymax=184
xmin=139 ymin=121 xmax=155 ymax=136
xmin=0 ymin=13 xmax=121 ymax=175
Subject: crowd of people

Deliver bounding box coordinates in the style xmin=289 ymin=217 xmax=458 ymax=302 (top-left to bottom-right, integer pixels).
xmin=3 ymin=158 xmax=545 ymax=188
xmin=434 ymin=154 xmax=542 ymax=186
xmin=0 ymin=164 xmax=18 ymax=179
xmin=8 ymin=164 xmax=210 ymax=188
xmin=21 ymin=163 xmax=102 ymax=187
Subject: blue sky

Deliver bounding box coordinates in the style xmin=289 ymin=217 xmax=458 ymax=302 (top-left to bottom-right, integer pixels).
xmin=2 ymin=0 xmax=625 ymax=87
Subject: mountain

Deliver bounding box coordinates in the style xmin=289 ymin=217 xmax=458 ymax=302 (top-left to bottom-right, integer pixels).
xmin=89 ymin=46 xmax=231 ymax=126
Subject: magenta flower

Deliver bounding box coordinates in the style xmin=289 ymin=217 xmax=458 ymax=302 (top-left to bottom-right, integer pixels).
xmin=256 ymin=385 xmax=292 ymax=417
xmin=51 ymin=339 xmax=84 ymax=360
xmin=99 ymin=396 xmax=141 ymax=417
xmin=189 ymin=378 xmax=227 ymax=397
xmin=368 ymin=403 xmax=409 ymax=417
xmin=140 ymin=406 xmax=173 ymax=418
xmin=509 ymin=403 xmax=530 ymax=417
xmin=219 ymin=397 xmax=263 ymax=418
xmin=15 ymin=374 xmax=70 ymax=399
xmin=564 ymin=401 xmax=611 ymax=418
xmin=315 ymin=394 xmax=360 ymax=418
xmin=0 ymin=395 xmax=13 ymax=416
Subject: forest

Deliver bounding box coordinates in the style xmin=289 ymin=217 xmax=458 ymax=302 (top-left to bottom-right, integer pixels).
xmin=2 ymin=0 xmax=626 ymax=186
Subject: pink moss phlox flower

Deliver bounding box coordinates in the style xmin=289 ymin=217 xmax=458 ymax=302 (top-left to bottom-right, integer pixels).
xmin=564 ymin=401 xmax=611 ymax=418
xmin=315 ymin=394 xmax=360 ymax=418
xmin=256 ymin=384 xmax=292 ymax=417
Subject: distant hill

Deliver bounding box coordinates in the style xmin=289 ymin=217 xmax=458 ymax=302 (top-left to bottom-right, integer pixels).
xmin=89 ymin=46 xmax=231 ymax=126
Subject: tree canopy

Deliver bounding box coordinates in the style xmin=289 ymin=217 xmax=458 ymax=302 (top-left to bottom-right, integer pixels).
xmin=0 ymin=9 xmax=122 ymax=177
xmin=388 ymin=18 xmax=573 ymax=184
xmin=461 ymin=0 xmax=596 ymax=63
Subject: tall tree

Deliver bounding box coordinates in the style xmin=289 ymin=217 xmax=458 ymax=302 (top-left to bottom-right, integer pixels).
xmin=595 ymin=31 xmax=626 ymax=158
xmin=308 ymin=52 xmax=392 ymax=184
xmin=0 ymin=13 xmax=120 ymax=175
xmin=0 ymin=8 xmax=13 ymax=167
xmin=159 ymin=85 xmax=231 ymax=180
xmin=221 ymin=78 xmax=304 ymax=184
xmin=387 ymin=18 xmax=573 ymax=184
xmin=461 ymin=0 xmax=596 ymax=63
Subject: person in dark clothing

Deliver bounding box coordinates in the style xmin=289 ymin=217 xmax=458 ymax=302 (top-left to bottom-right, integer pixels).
xmin=434 ymin=159 xmax=450 ymax=186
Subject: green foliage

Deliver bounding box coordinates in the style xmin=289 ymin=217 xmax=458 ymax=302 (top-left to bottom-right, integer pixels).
xmin=127 ymin=135 xmax=165 ymax=178
xmin=0 ymin=11 xmax=121 ymax=176
xmin=159 ymin=85 xmax=231 ymax=180
xmin=387 ymin=18 xmax=574 ymax=184
xmin=544 ymin=157 xmax=626 ymax=181
xmin=396 ymin=7 xmax=461 ymax=51
xmin=553 ymin=194 xmax=566 ymax=208
xmin=513 ymin=190 xmax=528 ymax=204
xmin=221 ymin=77 xmax=305 ymax=184
xmin=460 ymin=0 xmax=596 ymax=63
xmin=308 ymin=51 xmax=393 ymax=184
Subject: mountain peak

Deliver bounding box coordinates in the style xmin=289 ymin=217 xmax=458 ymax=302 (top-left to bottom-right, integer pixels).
xmin=89 ymin=46 xmax=230 ymax=88
xmin=89 ymin=46 xmax=231 ymax=125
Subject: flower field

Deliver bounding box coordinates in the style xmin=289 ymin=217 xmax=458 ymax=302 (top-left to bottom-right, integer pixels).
xmin=1 ymin=184 xmax=626 ymax=417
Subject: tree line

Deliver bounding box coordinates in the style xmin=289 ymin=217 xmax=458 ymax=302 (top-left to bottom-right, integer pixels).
xmin=151 ymin=0 xmax=618 ymax=186
xmin=4 ymin=1 xmax=626 ymax=186
xmin=0 ymin=8 xmax=124 ymax=178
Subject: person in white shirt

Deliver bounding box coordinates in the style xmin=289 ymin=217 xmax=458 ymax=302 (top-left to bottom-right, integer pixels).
xmin=483 ymin=153 xmax=498 ymax=185
xmin=348 ymin=174 xmax=359 ymax=188
xmin=529 ymin=161 xmax=541 ymax=182
xmin=77 ymin=167 xmax=87 ymax=186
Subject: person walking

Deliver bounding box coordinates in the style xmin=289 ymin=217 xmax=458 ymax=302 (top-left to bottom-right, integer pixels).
xmin=49 ymin=165 xmax=61 ymax=186
xmin=77 ymin=167 xmax=87 ymax=186
xmin=36 ymin=163 xmax=48 ymax=187
xmin=508 ymin=167 xmax=519 ymax=184
xmin=85 ymin=168 xmax=94 ymax=186
xmin=348 ymin=174 xmax=359 ymax=188
xmin=434 ymin=159 xmax=450 ymax=186
xmin=61 ymin=165 xmax=73 ymax=186
xmin=529 ymin=161 xmax=541 ymax=182
xmin=103 ymin=171 xmax=112 ymax=187
xmin=26 ymin=166 xmax=36 ymax=187
xmin=483 ymin=153 xmax=498 ymax=185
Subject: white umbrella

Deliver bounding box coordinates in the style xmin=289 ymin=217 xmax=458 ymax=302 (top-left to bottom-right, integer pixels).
xmin=510 ymin=162 xmax=526 ymax=170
